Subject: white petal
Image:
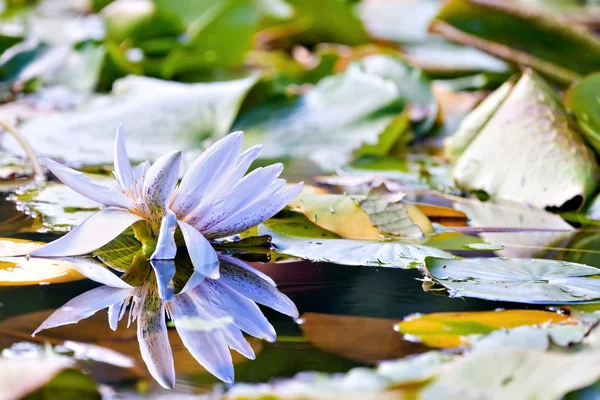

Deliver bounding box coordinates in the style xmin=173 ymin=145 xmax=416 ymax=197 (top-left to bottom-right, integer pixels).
xmin=142 ymin=150 xmax=182 ymax=219
xmin=204 ymin=182 xmax=303 ymax=239
xmin=171 ymin=132 xmax=244 ymax=218
xmin=61 ymin=257 xmax=132 ymax=288
xmin=179 ymin=271 xmax=206 ymax=294
xmin=150 ymin=210 xmax=177 ymax=260
xmin=39 ymin=155 xmax=134 ymax=209
xmin=150 ymin=260 xmax=175 ymax=301
xmin=195 ymin=164 xmax=284 ymax=231
xmin=34 ymin=286 xmax=130 ymax=335
xmin=195 ymin=280 xmax=276 ymax=342
xmin=113 ymin=125 xmax=134 ymax=190
xmin=218 ymin=254 xmax=276 ymax=286
xmin=177 ymin=220 xmax=219 ymax=279
xmin=30 ymin=208 xmax=143 ymax=257
xmin=170 ymin=292 xmax=234 ymax=383
xmin=108 ymin=300 xmax=124 ymax=331
xmin=133 ymin=160 xmax=150 ymax=182
xmin=137 ymin=291 xmax=175 ymax=389
xmin=202 ymin=300 xmax=255 ymax=359
xmin=219 ymin=259 xmax=298 ymax=318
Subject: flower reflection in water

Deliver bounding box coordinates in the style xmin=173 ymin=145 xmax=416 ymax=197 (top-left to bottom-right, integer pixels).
xmin=33 ymin=254 xmax=298 ymax=388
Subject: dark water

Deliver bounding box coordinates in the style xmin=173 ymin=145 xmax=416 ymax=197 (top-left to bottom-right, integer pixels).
xmin=0 ymin=196 xmax=585 ymax=396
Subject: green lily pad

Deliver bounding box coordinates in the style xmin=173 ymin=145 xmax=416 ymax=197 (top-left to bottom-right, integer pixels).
xmin=429 ymin=0 xmax=600 ymax=85
xmin=452 ymin=71 xmax=598 ymax=208
xmin=260 ymin=220 xmax=454 ymax=269
xmin=426 ymin=257 xmax=600 ymax=304
xmin=565 ymin=73 xmax=600 ymax=154
xmin=7 ymin=75 xmax=257 ymax=166
xmin=235 ymin=55 xmax=434 ymax=171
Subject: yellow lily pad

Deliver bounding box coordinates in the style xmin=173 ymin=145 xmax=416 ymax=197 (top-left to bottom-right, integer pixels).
xmin=0 ymin=256 xmax=86 ymax=286
xmin=396 ymin=310 xmax=570 ymax=348
xmin=0 ymin=238 xmax=44 ymax=257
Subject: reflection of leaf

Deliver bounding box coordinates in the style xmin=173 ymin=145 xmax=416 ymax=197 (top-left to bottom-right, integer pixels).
xmin=235 ymin=55 xmax=433 ymax=170
xmin=0 ymin=256 xmax=86 ymax=286
xmin=452 ymin=198 xmax=575 ymax=258
xmin=300 ymin=312 xmax=429 ymax=364
xmin=452 ymin=71 xmax=598 ymax=208
xmin=565 ymin=72 xmax=600 ymax=153
xmin=396 ymin=309 xmax=569 ymax=348
xmin=260 ymin=221 xmax=453 ymax=269
xmin=8 ymin=75 xmax=257 ymax=166
xmin=426 ymin=257 xmax=600 ymax=304
xmin=429 ymin=0 xmax=600 ymax=85
xmin=420 ymin=348 xmax=600 ymax=400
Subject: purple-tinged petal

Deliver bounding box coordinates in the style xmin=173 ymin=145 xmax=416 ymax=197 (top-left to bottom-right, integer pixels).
xmin=170 ymin=291 xmax=234 ymax=383
xmin=201 ymin=300 xmax=255 ymax=359
xmin=150 ymin=260 xmax=175 ymax=301
xmin=61 ymin=258 xmax=132 ymax=288
xmin=133 ymin=160 xmax=150 ymax=182
xmin=137 ymin=290 xmax=175 ymax=389
xmin=204 ymin=182 xmax=303 ymax=239
xmin=39 ymin=155 xmax=135 ymax=209
xmin=142 ymin=150 xmax=182 ymax=220
xmin=219 ymin=259 xmax=298 ymax=318
xmin=108 ymin=299 xmax=124 ymax=331
xmin=179 ymin=271 xmax=206 ymax=294
xmin=150 ymin=210 xmax=177 ymax=260
xmin=171 ymin=132 xmax=244 ymax=218
xmin=33 ymin=286 xmax=130 ymax=335
xmin=177 ymin=220 xmax=219 ymax=279
xmin=30 ymin=208 xmax=143 ymax=257
xmin=194 ymin=280 xmax=276 ymax=342
xmin=113 ymin=125 xmax=134 ymax=190
xmin=195 ymin=163 xmax=284 ymax=231
xmin=218 ymin=254 xmax=276 ymax=287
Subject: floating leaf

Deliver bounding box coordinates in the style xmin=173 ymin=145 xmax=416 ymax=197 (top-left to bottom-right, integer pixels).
xmin=470 ymin=324 xmax=590 ymax=351
xmin=235 ymin=55 xmax=434 ymax=170
xmin=426 ymin=257 xmax=600 ymax=304
xmin=420 ymin=348 xmax=600 ymax=400
xmin=452 ymin=71 xmax=598 ymax=208
xmin=260 ymin=220 xmax=453 ymax=269
xmin=6 ymin=75 xmax=257 ymax=166
xmin=429 ymin=0 xmax=600 ymax=85
xmin=0 ymin=237 xmax=43 ymax=257
xmin=565 ymin=72 xmax=600 ymax=154
xmin=396 ymin=309 xmax=570 ymax=348
xmin=93 ymin=227 xmax=142 ymax=271
xmin=0 ymin=256 xmax=86 ymax=286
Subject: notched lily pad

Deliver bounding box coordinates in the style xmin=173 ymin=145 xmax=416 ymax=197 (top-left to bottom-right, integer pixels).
xmin=426 ymin=257 xmax=600 ymax=304
xmin=451 ymin=70 xmax=598 ymax=208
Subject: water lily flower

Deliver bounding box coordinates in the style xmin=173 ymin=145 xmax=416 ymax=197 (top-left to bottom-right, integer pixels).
xmin=33 ymin=255 xmax=298 ymax=388
xmin=30 ymin=126 xmax=303 ymax=300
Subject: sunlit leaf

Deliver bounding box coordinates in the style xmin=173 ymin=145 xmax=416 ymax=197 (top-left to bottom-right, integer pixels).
xmin=430 ymin=0 xmax=600 ymax=85
xmin=565 ymin=72 xmax=600 ymax=154
xmin=6 ymin=75 xmax=257 ymax=166
xmin=396 ymin=309 xmax=570 ymax=348
xmin=426 ymin=256 xmax=600 ymax=304
xmin=0 ymin=255 xmax=86 ymax=286
xmin=0 ymin=237 xmax=43 ymax=256
xmin=260 ymin=219 xmax=454 ymax=269
xmin=470 ymin=324 xmax=590 ymax=351
xmin=452 ymin=71 xmax=598 ymax=208
xmin=93 ymin=227 xmax=142 ymax=271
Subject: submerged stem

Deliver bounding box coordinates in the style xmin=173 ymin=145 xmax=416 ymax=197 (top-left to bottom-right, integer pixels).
xmin=0 ymin=119 xmax=45 ymax=183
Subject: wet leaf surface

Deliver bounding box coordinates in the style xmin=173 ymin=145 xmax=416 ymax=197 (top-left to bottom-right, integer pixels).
xmin=564 ymin=72 xmax=600 ymax=154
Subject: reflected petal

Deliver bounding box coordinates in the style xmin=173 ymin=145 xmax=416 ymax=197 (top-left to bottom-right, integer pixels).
xmin=220 ymin=258 xmax=298 ymax=318
xmin=195 ymin=280 xmax=276 ymax=342
xmin=204 ymin=182 xmax=303 ymax=239
xmin=150 ymin=260 xmax=175 ymax=301
xmin=60 ymin=258 xmax=131 ymax=288
xmin=142 ymin=150 xmax=182 ymax=220
xmin=170 ymin=291 xmax=234 ymax=383
xmin=202 ymin=300 xmax=255 ymax=359
xmin=30 ymin=208 xmax=143 ymax=257
xmin=34 ymin=286 xmax=130 ymax=335
xmin=113 ymin=125 xmax=134 ymax=190
xmin=171 ymin=132 xmax=243 ymax=218
xmin=38 ymin=155 xmax=134 ymax=209
xmin=137 ymin=291 xmax=175 ymax=389
xmin=179 ymin=270 xmax=206 ymax=294
xmin=107 ymin=299 xmax=124 ymax=331
xmin=177 ymin=220 xmax=219 ymax=279
xmin=150 ymin=210 xmax=177 ymax=260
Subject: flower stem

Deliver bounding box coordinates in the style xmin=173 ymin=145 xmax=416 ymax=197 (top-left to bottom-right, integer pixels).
xmin=0 ymin=119 xmax=45 ymax=183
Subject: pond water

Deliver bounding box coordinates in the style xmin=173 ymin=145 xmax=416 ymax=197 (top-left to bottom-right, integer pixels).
xmin=1 ymin=196 xmax=579 ymax=396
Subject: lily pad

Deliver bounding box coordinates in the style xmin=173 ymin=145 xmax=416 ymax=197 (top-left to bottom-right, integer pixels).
xmin=426 ymin=257 xmax=600 ymax=304
xmin=0 ymin=256 xmax=86 ymax=286
xmin=6 ymin=75 xmax=257 ymax=166
xmin=429 ymin=0 xmax=600 ymax=85
xmin=470 ymin=324 xmax=590 ymax=351
xmin=260 ymin=221 xmax=453 ymax=269
xmin=396 ymin=309 xmax=570 ymax=348
xmin=452 ymin=70 xmax=598 ymax=208
xmin=0 ymin=237 xmax=44 ymax=256
xmin=564 ymin=72 xmax=600 ymax=153
xmin=235 ymin=55 xmax=434 ymax=171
